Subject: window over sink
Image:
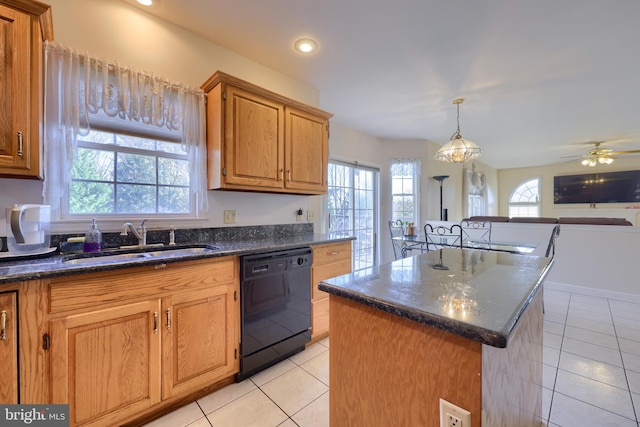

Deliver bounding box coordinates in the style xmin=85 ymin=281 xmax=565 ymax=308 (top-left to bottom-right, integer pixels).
xmin=42 ymin=41 xmax=208 ymax=220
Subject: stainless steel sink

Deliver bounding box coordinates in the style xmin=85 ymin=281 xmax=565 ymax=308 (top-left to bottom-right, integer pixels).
xmin=62 ymin=245 xmax=220 ymax=265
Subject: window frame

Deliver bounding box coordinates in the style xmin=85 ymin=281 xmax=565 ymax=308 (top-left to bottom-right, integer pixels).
xmin=390 ymin=159 xmax=421 ymax=225
xmin=508 ymin=177 xmax=541 ymax=217
xmin=60 ymin=126 xmax=198 ymax=222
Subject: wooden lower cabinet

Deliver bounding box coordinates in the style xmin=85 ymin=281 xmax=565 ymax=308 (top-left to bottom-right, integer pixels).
xmin=0 ymin=291 xmax=18 ymax=403
xmin=47 ymin=257 xmax=239 ymax=427
xmin=162 ymin=284 xmax=238 ymax=399
xmin=311 ymin=241 xmax=352 ymax=340
xmin=50 ymin=300 xmax=162 ymax=426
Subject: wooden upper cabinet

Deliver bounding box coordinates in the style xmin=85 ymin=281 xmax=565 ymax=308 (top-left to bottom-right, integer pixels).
xmin=285 ymin=107 xmax=328 ymax=193
xmin=0 ymin=1 xmax=53 ymax=179
xmin=202 ymin=71 xmax=332 ymax=195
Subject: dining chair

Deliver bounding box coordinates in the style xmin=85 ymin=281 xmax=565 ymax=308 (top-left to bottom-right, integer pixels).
xmin=545 ymin=224 xmax=561 ymax=258
xmin=460 ymin=219 xmax=492 ymax=244
xmin=424 ymin=223 xmax=462 ymax=252
xmin=388 ymin=220 xmax=406 ymax=260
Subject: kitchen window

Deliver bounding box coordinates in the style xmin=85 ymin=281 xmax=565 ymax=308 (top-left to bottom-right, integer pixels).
xmin=327 ymin=161 xmax=379 ymax=271
xmin=42 ymin=41 xmax=208 ymax=220
xmin=390 ymin=159 xmax=420 ymax=224
xmin=508 ymin=177 xmax=541 ymax=217
xmin=68 ymin=130 xmax=191 ymax=215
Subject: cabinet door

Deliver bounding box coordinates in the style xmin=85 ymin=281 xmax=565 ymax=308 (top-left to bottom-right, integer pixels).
xmin=285 ymin=107 xmax=328 ymax=194
xmin=162 ymin=284 xmax=239 ymax=398
xmin=50 ymin=300 xmax=161 ymax=427
xmin=224 ymin=85 xmax=284 ymax=189
xmin=0 ymin=5 xmax=32 ymax=176
xmin=0 ymin=291 xmax=18 ymax=403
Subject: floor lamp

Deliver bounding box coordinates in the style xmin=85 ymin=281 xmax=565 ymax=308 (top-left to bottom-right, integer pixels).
xmin=433 ymin=175 xmax=449 ymax=221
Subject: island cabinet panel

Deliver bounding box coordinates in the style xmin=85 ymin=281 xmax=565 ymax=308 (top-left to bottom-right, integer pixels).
xmin=47 ymin=257 xmax=240 ymax=427
xmin=329 ymin=295 xmax=482 ymax=427
xmin=49 ymin=300 xmax=162 ymax=427
xmin=202 ymin=71 xmax=332 ymax=195
xmin=0 ymin=291 xmax=18 ymax=403
xmin=161 ymin=284 xmax=238 ymax=399
xmin=311 ymin=241 xmax=352 ymax=341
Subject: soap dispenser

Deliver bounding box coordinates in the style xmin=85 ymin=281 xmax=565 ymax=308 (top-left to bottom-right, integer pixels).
xmin=84 ymin=218 xmax=102 ymax=253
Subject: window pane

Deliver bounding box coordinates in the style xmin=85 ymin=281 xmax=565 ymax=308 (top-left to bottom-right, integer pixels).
xmin=72 ymin=148 xmax=114 ymax=181
xmin=157 ymin=140 xmax=186 ymax=155
xmin=159 ymin=158 xmax=189 ymax=186
xmin=159 ymin=187 xmax=190 ymax=213
xmin=78 ymin=129 xmax=114 ymax=146
xmin=69 ymin=182 xmax=114 ymax=214
xmin=117 ymin=184 xmax=156 ymax=213
xmin=116 ymin=134 xmax=156 ymax=151
xmin=117 ymin=153 xmax=157 ymax=184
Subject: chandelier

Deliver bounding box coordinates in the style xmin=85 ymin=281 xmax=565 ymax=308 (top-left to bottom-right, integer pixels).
xmin=435 ymin=98 xmax=483 ymax=163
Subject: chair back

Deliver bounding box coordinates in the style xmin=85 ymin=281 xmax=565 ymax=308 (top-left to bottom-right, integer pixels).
xmin=389 ymin=220 xmax=405 ymax=259
xmin=460 ymin=220 xmax=491 ymax=243
xmin=424 ymin=223 xmax=462 ymax=251
xmin=545 ymin=225 xmax=560 ymax=258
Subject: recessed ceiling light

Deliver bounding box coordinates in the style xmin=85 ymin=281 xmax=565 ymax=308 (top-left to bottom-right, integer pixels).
xmin=137 ymin=0 xmax=153 ymax=6
xmin=294 ymin=38 xmax=318 ymax=54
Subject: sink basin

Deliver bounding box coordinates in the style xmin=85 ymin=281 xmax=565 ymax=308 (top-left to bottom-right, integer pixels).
xmin=63 ymin=245 xmax=220 ymax=265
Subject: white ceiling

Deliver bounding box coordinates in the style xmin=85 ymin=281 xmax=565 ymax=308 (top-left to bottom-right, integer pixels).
xmin=124 ymin=0 xmax=640 ymax=169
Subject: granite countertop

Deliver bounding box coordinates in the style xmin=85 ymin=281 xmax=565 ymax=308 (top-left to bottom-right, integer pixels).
xmin=318 ymin=248 xmax=553 ymax=348
xmin=0 ymin=233 xmax=353 ymax=285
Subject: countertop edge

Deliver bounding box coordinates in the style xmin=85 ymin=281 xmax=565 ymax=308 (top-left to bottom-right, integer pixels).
xmin=0 ymin=236 xmax=355 ymax=285
xmin=319 ymin=254 xmax=555 ymax=348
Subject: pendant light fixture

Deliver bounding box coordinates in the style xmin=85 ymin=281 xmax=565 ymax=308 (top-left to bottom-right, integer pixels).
xmin=435 ymin=98 xmax=483 ymax=163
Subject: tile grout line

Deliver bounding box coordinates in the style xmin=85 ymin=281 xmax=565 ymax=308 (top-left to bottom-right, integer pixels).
xmin=546 ymin=291 xmax=570 ymax=424
xmin=609 ymin=298 xmax=640 ymax=423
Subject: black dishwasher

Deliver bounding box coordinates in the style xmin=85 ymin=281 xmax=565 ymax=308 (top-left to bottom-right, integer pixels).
xmin=237 ymin=247 xmax=312 ymax=381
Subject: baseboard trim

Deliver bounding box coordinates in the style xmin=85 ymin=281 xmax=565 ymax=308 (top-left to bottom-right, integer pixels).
xmin=545 ymin=280 xmax=640 ymax=304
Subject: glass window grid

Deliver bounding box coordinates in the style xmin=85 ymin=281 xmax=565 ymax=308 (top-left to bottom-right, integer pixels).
xmin=64 ymin=129 xmax=192 ymax=217
xmin=391 ymin=161 xmax=419 ymax=224
xmin=508 ymin=178 xmax=541 ymax=217
xmin=328 ymin=162 xmax=379 ymax=271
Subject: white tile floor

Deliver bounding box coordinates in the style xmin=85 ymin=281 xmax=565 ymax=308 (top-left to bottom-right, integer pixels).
xmin=145 ymin=288 xmax=640 ymax=427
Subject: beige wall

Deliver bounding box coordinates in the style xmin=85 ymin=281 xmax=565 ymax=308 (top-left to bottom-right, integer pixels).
xmin=498 ymin=156 xmax=640 ymax=218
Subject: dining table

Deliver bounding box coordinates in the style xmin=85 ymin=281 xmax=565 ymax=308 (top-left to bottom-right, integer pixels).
xmin=393 ymin=234 xmax=538 ymax=258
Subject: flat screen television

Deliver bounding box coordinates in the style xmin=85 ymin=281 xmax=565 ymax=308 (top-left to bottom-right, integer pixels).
xmin=554 ymin=170 xmax=640 ymax=204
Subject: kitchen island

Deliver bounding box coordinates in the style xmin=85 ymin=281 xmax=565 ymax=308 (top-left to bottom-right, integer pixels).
xmin=319 ymin=248 xmax=553 ymax=427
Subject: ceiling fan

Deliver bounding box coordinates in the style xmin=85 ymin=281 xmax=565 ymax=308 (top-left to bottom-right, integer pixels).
xmin=568 ymin=142 xmax=640 ymax=167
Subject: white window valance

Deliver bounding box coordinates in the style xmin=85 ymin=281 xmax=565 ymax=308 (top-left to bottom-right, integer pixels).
xmin=42 ymin=41 xmax=208 ymax=214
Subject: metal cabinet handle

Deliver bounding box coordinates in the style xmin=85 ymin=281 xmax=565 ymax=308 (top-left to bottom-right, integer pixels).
xmin=1 ymin=310 xmax=6 ymax=341
xmin=329 ymin=251 xmax=339 ymax=255
xmin=165 ymin=309 xmax=171 ymax=331
xmin=280 ymin=168 xmax=284 ymax=180
xmin=287 ymin=169 xmax=291 ymax=181
xmin=17 ymin=132 xmax=23 ymax=157
xmin=153 ymin=312 xmax=158 ymax=334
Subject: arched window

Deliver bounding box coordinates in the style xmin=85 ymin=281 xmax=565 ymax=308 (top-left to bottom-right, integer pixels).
xmin=509 ymin=178 xmax=540 ymax=217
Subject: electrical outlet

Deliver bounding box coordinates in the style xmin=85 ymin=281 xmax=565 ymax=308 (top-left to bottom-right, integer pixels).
xmin=296 ymin=208 xmax=304 ymax=222
xmin=439 ymin=398 xmax=471 ymax=427
xmin=223 ymin=210 xmax=237 ymax=224
xmin=306 ymin=210 xmax=315 ymax=220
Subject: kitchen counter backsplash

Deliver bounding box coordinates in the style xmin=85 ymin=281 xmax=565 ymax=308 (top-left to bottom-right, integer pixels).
xmin=2 ymin=223 xmax=315 ymax=253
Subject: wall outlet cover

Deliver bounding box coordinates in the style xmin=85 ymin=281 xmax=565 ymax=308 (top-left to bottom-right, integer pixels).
xmin=439 ymin=398 xmax=471 ymax=427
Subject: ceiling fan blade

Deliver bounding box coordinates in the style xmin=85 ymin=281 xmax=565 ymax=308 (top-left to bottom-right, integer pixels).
xmin=609 ymin=150 xmax=640 ymax=155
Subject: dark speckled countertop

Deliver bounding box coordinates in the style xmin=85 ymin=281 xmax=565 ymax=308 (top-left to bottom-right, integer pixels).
xmin=0 ymin=232 xmax=353 ymax=285
xmin=318 ymin=248 xmax=553 ymax=348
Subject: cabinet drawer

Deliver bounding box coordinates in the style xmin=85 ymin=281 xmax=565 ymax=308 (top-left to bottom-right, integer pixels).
xmin=312 ymin=258 xmax=351 ymax=301
xmin=49 ymin=257 xmax=237 ymax=314
xmin=312 ymin=241 xmax=352 ymax=265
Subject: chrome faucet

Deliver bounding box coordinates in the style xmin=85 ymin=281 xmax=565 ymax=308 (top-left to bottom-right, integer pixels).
xmin=121 ymin=219 xmax=148 ymax=246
